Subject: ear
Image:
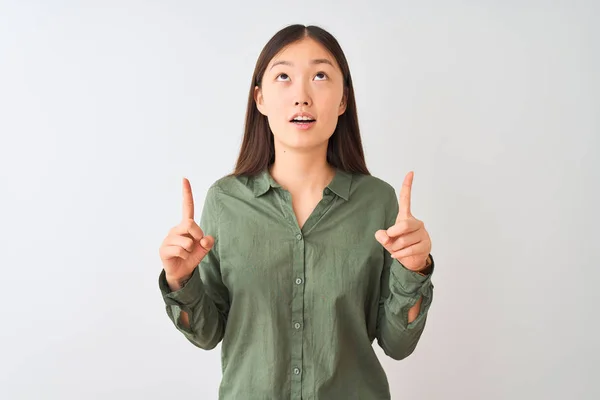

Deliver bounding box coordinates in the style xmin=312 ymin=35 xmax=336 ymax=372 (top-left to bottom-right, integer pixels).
xmin=254 ymin=86 xmax=267 ymax=116
xmin=338 ymin=90 xmax=348 ymax=116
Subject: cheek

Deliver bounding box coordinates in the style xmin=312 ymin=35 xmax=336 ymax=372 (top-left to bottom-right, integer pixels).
xmin=316 ymin=91 xmax=343 ymax=125
xmin=262 ymin=93 xmax=289 ymax=136
xmin=263 ymin=88 xmax=291 ymax=119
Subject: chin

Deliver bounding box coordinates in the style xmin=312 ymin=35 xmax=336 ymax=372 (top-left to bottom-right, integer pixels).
xmin=281 ymin=137 xmax=330 ymax=152
xmin=272 ymin=124 xmax=333 ymax=148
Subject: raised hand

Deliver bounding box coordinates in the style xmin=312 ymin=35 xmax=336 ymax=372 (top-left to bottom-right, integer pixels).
xmin=159 ymin=178 xmax=215 ymax=288
xmin=375 ymin=171 xmax=432 ymax=272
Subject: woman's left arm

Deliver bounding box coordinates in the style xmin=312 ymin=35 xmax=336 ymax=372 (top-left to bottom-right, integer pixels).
xmin=374 ymin=171 xmax=435 ymax=360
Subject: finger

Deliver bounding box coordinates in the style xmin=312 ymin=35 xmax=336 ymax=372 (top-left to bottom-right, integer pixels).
xmin=199 ymin=235 xmax=215 ymax=252
xmin=171 ymin=219 xmax=205 ymax=242
xmin=188 ymin=235 xmax=214 ymax=263
xmin=182 ymin=177 xmax=194 ymax=221
xmin=390 ymin=241 xmax=429 ymax=259
xmin=164 ymin=235 xmax=196 ymax=253
xmin=375 ymin=230 xmax=394 ymax=253
xmin=389 ymin=230 xmax=423 ymax=252
xmin=160 ymin=245 xmax=191 ymax=261
xmin=396 ymin=171 xmax=414 ymax=222
xmin=386 ymin=218 xmax=422 ymax=238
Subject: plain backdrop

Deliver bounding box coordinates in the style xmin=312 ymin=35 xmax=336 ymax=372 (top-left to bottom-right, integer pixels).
xmin=1 ymin=1 xmax=598 ymax=399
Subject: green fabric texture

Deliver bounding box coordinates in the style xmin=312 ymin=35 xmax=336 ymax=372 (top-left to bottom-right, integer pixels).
xmin=159 ymin=167 xmax=435 ymax=399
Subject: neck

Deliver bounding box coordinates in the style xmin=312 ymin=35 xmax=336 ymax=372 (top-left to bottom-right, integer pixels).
xmin=269 ymin=143 xmax=335 ymax=194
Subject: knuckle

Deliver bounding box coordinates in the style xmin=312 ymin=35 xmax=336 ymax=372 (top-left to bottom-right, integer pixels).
xmin=183 ymin=237 xmax=194 ymax=250
xmin=398 ymin=237 xmax=407 ymax=248
xmin=401 ymin=221 xmax=410 ymax=233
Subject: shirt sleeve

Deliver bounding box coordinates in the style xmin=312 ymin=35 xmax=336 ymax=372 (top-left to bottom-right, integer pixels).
xmin=376 ymin=185 xmax=435 ymax=360
xmin=158 ymin=183 xmax=230 ymax=350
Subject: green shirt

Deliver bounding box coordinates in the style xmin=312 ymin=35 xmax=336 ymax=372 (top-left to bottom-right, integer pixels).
xmin=158 ymin=167 xmax=435 ymax=400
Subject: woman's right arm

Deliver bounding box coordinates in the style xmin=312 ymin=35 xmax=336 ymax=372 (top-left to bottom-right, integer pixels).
xmin=158 ymin=181 xmax=229 ymax=350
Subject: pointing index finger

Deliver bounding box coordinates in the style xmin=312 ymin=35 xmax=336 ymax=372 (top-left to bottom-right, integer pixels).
xmin=182 ymin=177 xmax=194 ymax=220
xmin=396 ymin=171 xmax=413 ymax=222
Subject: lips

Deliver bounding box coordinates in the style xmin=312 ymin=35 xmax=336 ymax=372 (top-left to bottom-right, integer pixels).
xmin=289 ymin=112 xmax=316 ymax=122
xmin=289 ymin=112 xmax=316 ymax=130
xmin=289 ymin=119 xmax=316 ymax=130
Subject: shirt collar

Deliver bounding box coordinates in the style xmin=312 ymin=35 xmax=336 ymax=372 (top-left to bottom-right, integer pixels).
xmin=249 ymin=167 xmax=352 ymax=201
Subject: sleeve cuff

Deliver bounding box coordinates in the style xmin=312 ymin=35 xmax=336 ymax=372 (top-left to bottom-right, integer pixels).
xmin=158 ymin=266 xmax=205 ymax=308
xmin=390 ymin=253 xmax=434 ymax=294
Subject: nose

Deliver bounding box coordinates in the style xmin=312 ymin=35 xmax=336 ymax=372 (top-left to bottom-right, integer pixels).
xmin=294 ymin=82 xmax=312 ymax=106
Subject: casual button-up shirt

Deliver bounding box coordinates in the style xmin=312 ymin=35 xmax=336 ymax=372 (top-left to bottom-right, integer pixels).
xmin=158 ymin=167 xmax=435 ymax=400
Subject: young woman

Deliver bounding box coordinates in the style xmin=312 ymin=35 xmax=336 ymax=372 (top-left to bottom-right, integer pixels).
xmin=158 ymin=24 xmax=434 ymax=400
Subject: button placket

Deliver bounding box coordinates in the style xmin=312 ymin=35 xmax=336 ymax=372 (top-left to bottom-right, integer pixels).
xmin=285 ymin=195 xmax=305 ymax=398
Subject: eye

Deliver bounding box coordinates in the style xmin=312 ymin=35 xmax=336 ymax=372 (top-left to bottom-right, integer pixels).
xmin=276 ymin=73 xmax=290 ymax=81
xmin=314 ymin=72 xmax=328 ymax=81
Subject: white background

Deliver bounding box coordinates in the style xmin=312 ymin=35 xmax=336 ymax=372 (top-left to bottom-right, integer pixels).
xmin=1 ymin=1 xmax=598 ymax=399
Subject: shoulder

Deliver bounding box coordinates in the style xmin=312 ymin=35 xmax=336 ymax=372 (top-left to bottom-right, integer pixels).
xmin=198 ymin=174 xmax=248 ymax=220
xmin=344 ymin=172 xmax=398 ymax=228
xmin=350 ymin=173 xmax=397 ymax=203
xmin=206 ymin=173 xmax=252 ymax=197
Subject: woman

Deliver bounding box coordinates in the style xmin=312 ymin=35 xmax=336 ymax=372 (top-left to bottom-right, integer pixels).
xmin=158 ymin=24 xmax=434 ymax=400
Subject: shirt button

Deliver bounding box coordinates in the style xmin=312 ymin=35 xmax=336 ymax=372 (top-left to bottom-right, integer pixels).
xmin=294 ymin=322 xmax=301 ymax=329
xmin=295 ymin=278 xmax=303 ymax=285
xmin=324 ymin=188 xmax=330 ymax=195
xmin=293 ymin=367 xmax=301 ymax=375
xmin=296 ymin=233 xmax=303 ymax=240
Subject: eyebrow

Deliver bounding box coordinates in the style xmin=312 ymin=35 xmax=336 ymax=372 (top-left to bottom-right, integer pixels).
xmin=269 ymin=58 xmax=334 ymax=70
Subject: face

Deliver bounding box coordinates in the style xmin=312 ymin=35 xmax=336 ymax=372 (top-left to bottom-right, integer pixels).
xmin=254 ymin=37 xmax=347 ymax=152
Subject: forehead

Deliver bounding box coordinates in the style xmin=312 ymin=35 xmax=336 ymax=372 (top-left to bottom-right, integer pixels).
xmin=269 ymin=37 xmax=340 ymax=69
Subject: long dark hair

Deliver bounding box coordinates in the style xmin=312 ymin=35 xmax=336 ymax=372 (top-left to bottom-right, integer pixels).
xmin=230 ymin=24 xmax=370 ymax=177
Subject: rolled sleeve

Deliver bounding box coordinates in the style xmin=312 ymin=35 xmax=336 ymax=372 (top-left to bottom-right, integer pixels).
xmin=159 ymin=266 xmax=205 ymax=309
xmin=388 ymin=254 xmax=435 ymax=329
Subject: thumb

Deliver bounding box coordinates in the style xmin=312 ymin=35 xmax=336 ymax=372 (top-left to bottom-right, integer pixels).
xmin=375 ymin=230 xmax=391 ymax=247
xmin=192 ymin=235 xmax=215 ymax=265
xmin=199 ymin=235 xmax=215 ymax=252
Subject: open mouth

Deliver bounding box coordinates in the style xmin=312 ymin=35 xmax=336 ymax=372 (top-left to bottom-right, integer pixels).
xmin=290 ymin=118 xmax=316 ymax=124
